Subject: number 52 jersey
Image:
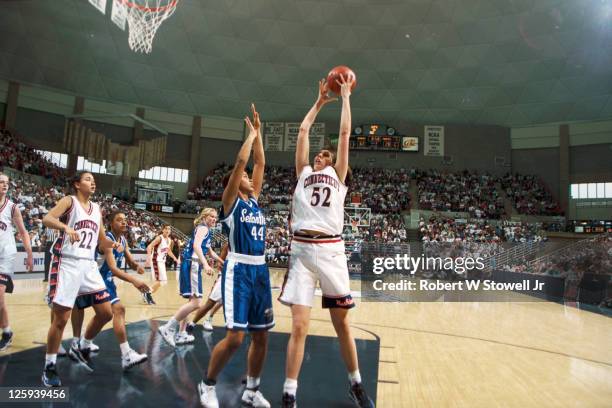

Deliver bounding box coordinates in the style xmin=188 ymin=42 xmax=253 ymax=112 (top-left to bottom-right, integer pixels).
xmin=52 ymin=196 xmax=101 ymax=260
xmin=291 ymin=165 xmax=348 ymax=236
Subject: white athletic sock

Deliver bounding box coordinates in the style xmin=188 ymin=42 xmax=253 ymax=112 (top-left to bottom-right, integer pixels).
xmin=166 ymin=318 xmax=179 ymax=330
xmin=45 ymin=354 xmax=57 ymax=366
xmin=80 ymin=337 xmax=92 ymax=350
xmin=119 ymin=342 xmax=131 ymax=356
xmin=3 ymin=326 xmax=11 ymax=333
xmin=283 ymin=378 xmax=298 ymax=396
xmin=246 ymin=376 xmax=260 ymax=389
xmin=348 ymin=370 xmax=362 ymax=385
xmin=72 ymin=337 xmax=79 ymax=346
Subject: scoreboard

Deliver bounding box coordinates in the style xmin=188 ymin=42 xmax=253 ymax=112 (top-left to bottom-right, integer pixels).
xmin=350 ymin=124 xmax=418 ymax=152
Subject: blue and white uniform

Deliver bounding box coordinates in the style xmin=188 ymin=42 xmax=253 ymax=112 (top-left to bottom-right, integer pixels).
xmin=179 ymin=224 xmax=211 ymax=298
xmin=220 ymin=196 xmax=274 ymax=331
xmin=98 ymin=231 xmax=128 ymax=305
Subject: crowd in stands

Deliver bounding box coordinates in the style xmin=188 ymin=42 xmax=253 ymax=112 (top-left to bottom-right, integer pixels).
xmin=0 ymin=129 xmax=65 ymax=184
xmin=2 ymin=127 xmax=577 ymax=277
xmin=186 ymin=164 xmax=412 ymax=213
xmin=351 ymin=168 xmax=411 ymax=213
xmin=500 ymin=173 xmax=563 ymax=216
xmin=526 ymin=235 xmax=612 ymax=278
xmin=0 ymin=129 xmax=175 ymax=251
xmin=418 ymin=216 xmax=545 ymax=244
xmin=264 ymin=209 xmax=290 ymax=265
xmin=416 ymin=170 xmax=504 ymax=219
xmin=342 ymin=214 xmax=408 ymax=243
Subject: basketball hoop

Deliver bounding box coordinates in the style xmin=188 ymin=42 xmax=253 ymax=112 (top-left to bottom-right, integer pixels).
xmin=121 ymin=0 xmax=179 ymax=54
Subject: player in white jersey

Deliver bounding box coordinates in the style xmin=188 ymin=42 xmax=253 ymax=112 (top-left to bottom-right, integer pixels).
xmin=146 ymin=225 xmax=179 ymax=297
xmin=279 ymin=76 xmax=374 ymax=407
xmin=0 ymin=172 xmax=33 ymax=351
xmin=41 ymin=171 xmax=119 ymax=387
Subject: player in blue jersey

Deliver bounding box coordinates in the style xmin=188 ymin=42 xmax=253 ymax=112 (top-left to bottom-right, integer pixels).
xmin=70 ymin=210 xmax=150 ymax=370
xmin=198 ymin=104 xmax=273 ymax=408
xmin=158 ymin=207 xmax=222 ymax=346
xmin=185 ymin=243 xmax=228 ymax=334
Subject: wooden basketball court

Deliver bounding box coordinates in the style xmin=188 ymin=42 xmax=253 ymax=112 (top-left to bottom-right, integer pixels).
xmin=2 ymin=270 xmax=611 ymax=407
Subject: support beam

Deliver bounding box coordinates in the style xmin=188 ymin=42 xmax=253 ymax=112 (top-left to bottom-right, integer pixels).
xmin=4 ymin=81 xmax=19 ymax=129
xmin=559 ymin=124 xmax=569 ymax=221
xmin=134 ymin=107 xmax=145 ymax=144
xmin=67 ymin=96 xmax=85 ymax=176
xmin=188 ymin=116 xmax=201 ymax=190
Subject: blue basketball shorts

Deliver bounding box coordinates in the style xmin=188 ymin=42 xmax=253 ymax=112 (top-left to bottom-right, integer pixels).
xmin=221 ymin=253 xmax=274 ymax=331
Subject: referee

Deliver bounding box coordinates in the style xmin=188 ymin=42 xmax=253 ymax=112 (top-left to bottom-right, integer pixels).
xmin=43 ymin=227 xmax=58 ymax=282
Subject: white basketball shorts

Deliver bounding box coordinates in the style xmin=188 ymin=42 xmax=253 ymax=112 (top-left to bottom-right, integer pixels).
xmin=48 ymin=255 xmax=109 ymax=308
xmin=279 ymin=236 xmax=355 ymax=309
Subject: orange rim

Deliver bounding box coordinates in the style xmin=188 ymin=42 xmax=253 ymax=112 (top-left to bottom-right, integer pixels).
xmin=121 ymin=0 xmax=178 ymax=12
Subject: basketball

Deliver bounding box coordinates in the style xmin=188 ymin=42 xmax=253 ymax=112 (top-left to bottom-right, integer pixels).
xmin=326 ymin=65 xmax=357 ymax=95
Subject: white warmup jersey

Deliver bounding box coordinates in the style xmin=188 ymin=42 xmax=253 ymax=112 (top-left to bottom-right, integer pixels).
xmin=154 ymin=236 xmax=170 ymax=262
xmin=291 ymin=165 xmax=348 ymax=235
xmin=53 ymin=196 xmax=101 ymax=260
xmin=0 ymin=198 xmax=17 ymax=258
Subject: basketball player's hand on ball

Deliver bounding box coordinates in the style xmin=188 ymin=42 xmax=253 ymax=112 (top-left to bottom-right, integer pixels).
xmin=204 ymin=266 xmax=214 ymax=276
xmin=336 ymin=74 xmax=354 ymax=98
xmin=65 ymin=226 xmax=79 ymax=243
xmin=316 ymin=79 xmax=337 ymax=108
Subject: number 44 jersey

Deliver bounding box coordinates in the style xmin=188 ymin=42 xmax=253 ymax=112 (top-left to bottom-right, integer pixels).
xmin=52 ymin=196 xmax=101 ymax=260
xmin=220 ymin=196 xmax=266 ymax=256
xmin=291 ymin=165 xmax=348 ymax=236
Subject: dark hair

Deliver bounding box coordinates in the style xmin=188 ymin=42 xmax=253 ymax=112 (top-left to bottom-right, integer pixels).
xmin=319 ymin=147 xmax=352 ymax=186
xmin=107 ymin=210 xmax=125 ymax=225
xmin=319 ymin=147 xmax=336 ymax=163
xmin=71 ymin=171 xmax=93 ymax=191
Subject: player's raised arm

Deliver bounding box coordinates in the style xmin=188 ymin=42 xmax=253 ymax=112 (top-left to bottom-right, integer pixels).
xmin=334 ymin=74 xmax=353 ymax=184
xmin=296 ymin=79 xmax=337 ymax=177
xmin=250 ymin=104 xmax=265 ymax=200
xmin=221 ymin=110 xmax=258 ymax=215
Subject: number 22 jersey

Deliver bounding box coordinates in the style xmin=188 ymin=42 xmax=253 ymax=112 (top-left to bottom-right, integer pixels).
xmin=52 ymin=196 xmax=101 ymax=260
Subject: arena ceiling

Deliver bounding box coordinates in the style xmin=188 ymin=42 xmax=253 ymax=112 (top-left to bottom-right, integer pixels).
xmin=1 ymin=0 xmax=612 ymax=127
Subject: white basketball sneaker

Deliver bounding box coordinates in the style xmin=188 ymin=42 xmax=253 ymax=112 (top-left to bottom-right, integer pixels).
xmin=198 ymin=381 xmax=219 ymax=408
xmin=203 ymin=317 xmax=214 ymax=331
xmin=241 ymin=388 xmax=271 ymax=408
xmin=175 ymin=332 xmax=195 ymax=345
xmin=158 ymin=324 xmax=176 ymax=347
xmin=121 ymin=349 xmax=148 ymax=370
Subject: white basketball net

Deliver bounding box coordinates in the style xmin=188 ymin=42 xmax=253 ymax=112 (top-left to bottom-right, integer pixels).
xmin=124 ymin=0 xmax=179 ymax=54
